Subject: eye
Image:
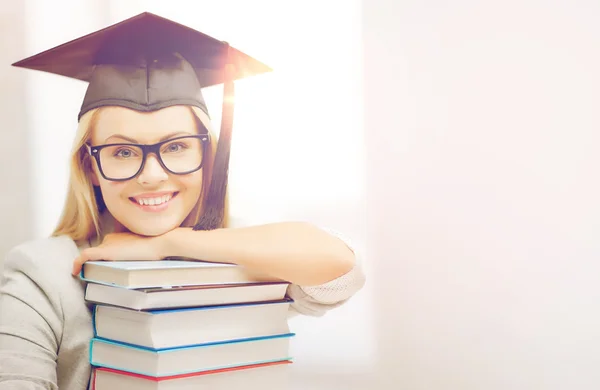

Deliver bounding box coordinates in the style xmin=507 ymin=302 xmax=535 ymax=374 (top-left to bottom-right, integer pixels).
xmin=113 ymin=147 xmax=138 ymax=158
xmin=163 ymin=142 xmax=188 ymax=153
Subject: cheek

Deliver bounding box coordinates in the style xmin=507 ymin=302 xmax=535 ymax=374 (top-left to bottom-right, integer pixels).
xmin=179 ymin=173 xmax=203 ymax=198
xmin=98 ymin=180 xmax=129 ymax=201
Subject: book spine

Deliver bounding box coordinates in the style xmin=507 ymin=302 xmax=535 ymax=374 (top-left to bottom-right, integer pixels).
xmin=92 ymin=305 xmax=98 ymax=337
xmin=89 ymin=338 xmax=96 ymax=365
xmin=90 ymin=368 xmax=97 ymax=390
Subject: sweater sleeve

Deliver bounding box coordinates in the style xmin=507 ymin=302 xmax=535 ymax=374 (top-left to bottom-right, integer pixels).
xmin=287 ymin=227 xmax=366 ymax=317
xmin=0 ymin=246 xmax=63 ymax=390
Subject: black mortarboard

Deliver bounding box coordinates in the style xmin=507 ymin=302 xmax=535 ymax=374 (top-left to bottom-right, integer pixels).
xmin=12 ymin=12 xmax=272 ymax=231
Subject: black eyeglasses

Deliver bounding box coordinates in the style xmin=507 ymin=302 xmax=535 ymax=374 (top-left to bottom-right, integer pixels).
xmin=87 ymin=134 xmax=210 ymax=181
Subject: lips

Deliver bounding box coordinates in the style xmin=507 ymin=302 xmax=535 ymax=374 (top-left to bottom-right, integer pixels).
xmin=129 ymin=191 xmax=179 ymax=211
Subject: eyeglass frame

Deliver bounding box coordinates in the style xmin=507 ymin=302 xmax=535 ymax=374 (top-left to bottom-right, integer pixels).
xmin=86 ymin=134 xmax=211 ymax=182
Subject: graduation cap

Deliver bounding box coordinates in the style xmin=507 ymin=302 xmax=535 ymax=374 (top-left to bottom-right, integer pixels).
xmin=12 ymin=12 xmax=272 ymax=231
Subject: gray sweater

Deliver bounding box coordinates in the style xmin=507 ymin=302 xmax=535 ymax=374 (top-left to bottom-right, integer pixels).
xmin=0 ymin=233 xmax=365 ymax=390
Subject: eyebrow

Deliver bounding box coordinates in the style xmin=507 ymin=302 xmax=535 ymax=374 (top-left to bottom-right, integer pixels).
xmin=104 ymin=131 xmax=193 ymax=144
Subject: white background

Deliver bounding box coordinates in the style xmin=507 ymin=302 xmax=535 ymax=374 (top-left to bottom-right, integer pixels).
xmin=4 ymin=0 xmax=600 ymax=389
xmin=366 ymin=1 xmax=600 ymax=389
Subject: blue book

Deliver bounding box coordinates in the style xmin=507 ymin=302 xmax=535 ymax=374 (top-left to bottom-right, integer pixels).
xmin=92 ymin=299 xmax=293 ymax=349
xmin=89 ymin=333 xmax=295 ymax=377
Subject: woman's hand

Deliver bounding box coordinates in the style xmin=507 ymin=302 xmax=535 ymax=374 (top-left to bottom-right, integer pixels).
xmin=71 ymin=232 xmax=166 ymax=276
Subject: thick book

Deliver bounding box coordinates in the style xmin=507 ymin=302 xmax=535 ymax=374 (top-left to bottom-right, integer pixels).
xmin=92 ymin=360 xmax=291 ymax=390
xmin=85 ymin=282 xmax=289 ymax=310
xmin=90 ymin=333 xmax=294 ymax=377
xmin=93 ymin=299 xmax=292 ymax=349
xmin=81 ymin=260 xmax=283 ymax=289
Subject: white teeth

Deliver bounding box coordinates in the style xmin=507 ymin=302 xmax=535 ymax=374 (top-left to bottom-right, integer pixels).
xmin=135 ymin=194 xmax=172 ymax=206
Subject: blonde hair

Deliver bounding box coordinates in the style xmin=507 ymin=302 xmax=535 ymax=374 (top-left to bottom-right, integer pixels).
xmin=52 ymin=106 xmax=228 ymax=242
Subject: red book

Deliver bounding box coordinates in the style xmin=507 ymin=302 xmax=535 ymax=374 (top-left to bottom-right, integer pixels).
xmin=92 ymin=360 xmax=292 ymax=390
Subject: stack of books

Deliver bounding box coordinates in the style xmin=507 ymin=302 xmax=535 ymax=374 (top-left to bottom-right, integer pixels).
xmin=80 ymin=260 xmax=294 ymax=389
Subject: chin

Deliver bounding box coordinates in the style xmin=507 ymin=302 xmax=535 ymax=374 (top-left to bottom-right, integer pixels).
xmin=132 ymin=226 xmax=177 ymax=237
xmin=125 ymin=219 xmax=182 ymax=237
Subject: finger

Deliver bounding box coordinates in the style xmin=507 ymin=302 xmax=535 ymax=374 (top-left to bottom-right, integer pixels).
xmin=72 ymin=248 xmax=104 ymax=276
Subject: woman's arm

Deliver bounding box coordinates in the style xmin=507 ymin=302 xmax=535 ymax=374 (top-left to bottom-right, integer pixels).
xmin=72 ymin=222 xmax=366 ymax=316
xmin=159 ymin=222 xmax=356 ymax=286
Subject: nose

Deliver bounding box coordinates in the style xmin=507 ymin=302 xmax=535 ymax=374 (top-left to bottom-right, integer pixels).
xmin=137 ymin=154 xmax=168 ymax=185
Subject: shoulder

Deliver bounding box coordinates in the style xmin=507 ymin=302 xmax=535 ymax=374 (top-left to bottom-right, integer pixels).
xmin=0 ymin=236 xmax=90 ymax=373
xmin=4 ymin=235 xmax=81 ymax=279
xmin=2 ymin=235 xmax=88 ymax=318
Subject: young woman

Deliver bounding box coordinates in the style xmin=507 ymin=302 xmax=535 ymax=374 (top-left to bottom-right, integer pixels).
xmin=0 ymin=13 xmax=365 ymax=390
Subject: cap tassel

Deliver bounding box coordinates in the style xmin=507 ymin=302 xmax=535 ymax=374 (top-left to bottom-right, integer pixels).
xmin=193 ymin=46 xmax=235 ymax=231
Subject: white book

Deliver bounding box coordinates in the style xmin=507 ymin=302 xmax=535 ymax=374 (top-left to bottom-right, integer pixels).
xmin=92 ymin=361 xmax=291 ymax=390
xmin=81 ymin=260 xmax=283 ymax=289
xmin=85 ymin=282 xmax=289 ymax=310
xmin=93 ymin=300 xmax=292 ymax=349
xmin=90 ymin=334 xmax=294 ymax=377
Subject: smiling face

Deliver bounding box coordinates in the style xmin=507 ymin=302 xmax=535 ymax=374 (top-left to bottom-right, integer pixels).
xmin=90 ymin=105 xmax=205 ymax=236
